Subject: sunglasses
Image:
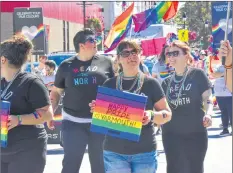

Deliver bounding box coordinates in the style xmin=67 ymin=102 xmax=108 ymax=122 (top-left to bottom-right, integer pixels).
xmin=85 ymin=37 xmax=97 ymax=44
xmin=166 ymin=51 xmax=180 ymax=57
xmin=119 ymin=49 xmax=138 ymax=58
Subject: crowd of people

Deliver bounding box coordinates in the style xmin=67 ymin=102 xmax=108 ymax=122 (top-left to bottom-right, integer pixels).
xmin=0 ymin=29 xmax=232 ymax=173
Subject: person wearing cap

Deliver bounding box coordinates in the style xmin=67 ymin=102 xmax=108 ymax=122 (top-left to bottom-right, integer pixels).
xmin=50 ymin=29 xmax=114 ymax=173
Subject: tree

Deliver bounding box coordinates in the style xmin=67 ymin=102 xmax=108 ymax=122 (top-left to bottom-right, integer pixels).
xmin=174 ymin=2 xmax=212 ymax=49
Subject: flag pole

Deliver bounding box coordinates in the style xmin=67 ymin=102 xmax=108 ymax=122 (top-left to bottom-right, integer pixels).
xmin=222 ymin=1 xmax=231 ymax=65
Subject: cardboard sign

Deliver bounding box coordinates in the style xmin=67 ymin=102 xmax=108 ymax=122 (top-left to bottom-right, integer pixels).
xmin=91 ymin=86 xmax=147 ymax=142
xmin=1 ymin=101 xmax=11 ymax=148
xmin=13 ymin=7 xmax=45 ymax=55
xmin=141 ymin=37 xmax=166 ymax=56
xmin=212 ymin=2 xmax=232 ymax=49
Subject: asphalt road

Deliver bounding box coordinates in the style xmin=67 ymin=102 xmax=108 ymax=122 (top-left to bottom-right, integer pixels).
xmin=44 ymin=109 xmax=232 ymax=173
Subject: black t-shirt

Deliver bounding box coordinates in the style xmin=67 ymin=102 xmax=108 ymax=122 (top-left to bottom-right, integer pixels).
xmin=54 ymin=55 xmax=114 ymax=118
xmin=1 ymin=72 xmax=50 ymax=151
xmin=102 ymin=76 xmax=165 ymax=155
xmin=161 ymin=68 xmax=212 ymax=134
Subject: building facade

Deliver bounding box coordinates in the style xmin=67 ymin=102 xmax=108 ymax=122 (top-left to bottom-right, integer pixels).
xmin=1 ymin=1 xmax=103 ymax=53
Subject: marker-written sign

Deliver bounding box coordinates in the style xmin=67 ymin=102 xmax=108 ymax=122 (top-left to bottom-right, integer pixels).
xmin=90 ymin=86 xmax=147 ymax=142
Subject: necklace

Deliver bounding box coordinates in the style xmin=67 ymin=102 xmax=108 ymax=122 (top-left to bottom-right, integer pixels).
xmin=1 ymin=70 xmax=21 ymax=99
xmin=116 ymin=72 xmax=145 ymax=94
xmin=173 ymin=68 xmax=188 ymax=83
xmin=165 ymin=68 xmax=189 ymax=109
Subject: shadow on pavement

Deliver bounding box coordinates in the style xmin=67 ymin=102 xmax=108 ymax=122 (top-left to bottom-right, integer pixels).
xmin=212 ymin=115 xmax=221 ymax=118
xmin=47 ymin=148 xmax=64 ymax=155
xmin=47 ymin=148 xmax=88 ymax=155
xmin=208 ymin=134 xmax=232 ymax=139
xmin=207 ymin=127 xmax=223 ymax=131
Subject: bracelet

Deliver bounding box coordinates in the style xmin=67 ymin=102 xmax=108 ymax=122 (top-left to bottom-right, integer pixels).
xmin=32 ymin=112 xmax=39 ymax=119
xmin=17 ymin=115 xmax=22 ymax=125
xmin=146 ymin=110 xmax=155 ymax=122
xmin=225 ymin=64 xmax=232 ymax=69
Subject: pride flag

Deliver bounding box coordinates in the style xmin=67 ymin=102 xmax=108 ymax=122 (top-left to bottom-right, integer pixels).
xmin=133 ymin=2 xmax=179 ymax=33
xmin=104 ymin=3 xmax=134 ymax=53
xmin=91 ymin=86 xmax=147 ymax=142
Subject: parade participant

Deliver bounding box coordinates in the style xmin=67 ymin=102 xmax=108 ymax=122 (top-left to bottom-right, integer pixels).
xmin=152 ymin=45 xmax=174 ymax=84
xmin=50 ymin=29 xmax=114 ymax=173
xmin=161 ymin=40 xmax=213 ymax=173
xmin=41 ymin=60 xmax=57 ymax=92
xmin=212 ymin=63 xmax=232 ymax=135
xmin=152 ymin=45 xmax=174 ymax=135
xmin=89 ymin=41 xmax=172 ymax=173
xmin=32 ymin=55 xmax=47 ymax=77
xmin=1 ymin=34 xmax=53 ymax=173
xmin=218 ymin=40 xmax=232 ymax=93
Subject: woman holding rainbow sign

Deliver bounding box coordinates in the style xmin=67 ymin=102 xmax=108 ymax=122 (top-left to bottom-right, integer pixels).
xmin=90 ymin=40 xmax=172 ymax=173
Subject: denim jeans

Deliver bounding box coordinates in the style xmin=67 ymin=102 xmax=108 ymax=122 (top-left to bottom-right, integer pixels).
xmin=61 ymin=120 xmax=105 ymax=173
xmin=103 ymin=150 xmax=157 ymax=173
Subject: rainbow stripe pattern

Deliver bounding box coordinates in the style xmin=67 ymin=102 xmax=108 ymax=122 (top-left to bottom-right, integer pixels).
xmin=104 ymin=3 xmax=134 ymax=53
xmin=35 ymin=24 xmax=45 ymax=38
xmin=212 ymin=24 xmax=221 ymax=35
xmin=160 ymin=71 xmax=170 ymax=79
xmin=91 ymin=86 xmax=147 ymax=142
xmin=156 ymin=1 xmax=179 ymax=22
xmin=53 ymin=114 xmax=62 ymax=125
xmin=1 ymin=101 xmax=11 ymax=148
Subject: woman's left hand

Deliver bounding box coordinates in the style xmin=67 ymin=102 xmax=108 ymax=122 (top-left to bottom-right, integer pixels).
xmin=203 ymin=114 xmax=212 ymax=127
xmin=142 ymin=111 xmax=151 ymax=125
xmin=8 ymin=115 xmax=19 ymax=130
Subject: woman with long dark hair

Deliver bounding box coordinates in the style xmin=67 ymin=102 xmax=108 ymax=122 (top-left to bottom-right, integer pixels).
xmin=1 ymin=34 xmax=53 ymax=173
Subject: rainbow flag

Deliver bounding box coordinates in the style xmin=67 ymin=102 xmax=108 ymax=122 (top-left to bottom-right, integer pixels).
xmin=133 ymin=2 xmax=179 ymax=33
xmin=1 ymin=101 xmax=10 ymax=148
xmin=104 ymin=3 xmax=134 ymax=53
xmin=156 ymin=2 xmax=179 ymax=22
xmin=91 ymin=86 xmax=147 ymax=142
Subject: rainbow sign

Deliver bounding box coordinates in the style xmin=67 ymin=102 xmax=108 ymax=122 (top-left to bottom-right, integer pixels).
xmin=1 ymin=101 xmax=11 ymax=148
xmin=91 ymin=86 xmax=148 ymax=142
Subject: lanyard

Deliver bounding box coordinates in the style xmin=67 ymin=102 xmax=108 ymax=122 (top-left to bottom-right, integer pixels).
xmin=1 ymin=71 xmax=20 ymax=99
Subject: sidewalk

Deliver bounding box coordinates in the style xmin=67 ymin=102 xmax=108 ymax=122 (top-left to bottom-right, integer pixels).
xmin=44 ymin=109 xmax=232 ymax=173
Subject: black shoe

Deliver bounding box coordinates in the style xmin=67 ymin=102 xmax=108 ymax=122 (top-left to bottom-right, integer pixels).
xmin=220 ymin=129 xmax=230 ymax=136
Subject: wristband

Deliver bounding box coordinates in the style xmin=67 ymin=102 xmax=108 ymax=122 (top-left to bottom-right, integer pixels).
xmin=162 ymin=112 xmax=167 ymax=118
xmin=32 ymin=112 xmax=39 ymax=119
xmin=17 ymin=115 xmax=22 ymax=125
xmin=147 ymin=110 xmax=154 ymax=122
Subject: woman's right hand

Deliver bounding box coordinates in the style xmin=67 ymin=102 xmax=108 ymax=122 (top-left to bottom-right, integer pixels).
xmin=218 ymin=40 xmax=232 ymax=65
xmin=89 ymin=100 xmax=96 ymax=113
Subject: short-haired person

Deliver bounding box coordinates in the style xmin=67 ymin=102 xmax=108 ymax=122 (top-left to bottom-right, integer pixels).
xmin=50 ymin=29 xmax=114 ymax=173
xmin=42 ymin=60 xmax=57 ymax=92
xmin=152 ymin=45 xmax=174 ymax=84
xmin=161 ymin=40 xmax=213 ymax=173
xmin=218 ymin=40 xmax=232 ymax=93
xmin=90 ymin=41 xmax=172 ymax=173
xmin=32 ymin=55 xmax=47 ymax=77
xmin=1 ymin=35 xmax=53 ymax=173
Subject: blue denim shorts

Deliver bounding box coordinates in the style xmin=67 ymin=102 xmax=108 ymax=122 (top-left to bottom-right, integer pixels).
xmin=103 ymin=150 xmax=157 ymax=173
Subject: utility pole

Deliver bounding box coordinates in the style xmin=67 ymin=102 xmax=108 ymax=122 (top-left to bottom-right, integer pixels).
xmin=77 ymin=1 xmax=92 ymax=29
